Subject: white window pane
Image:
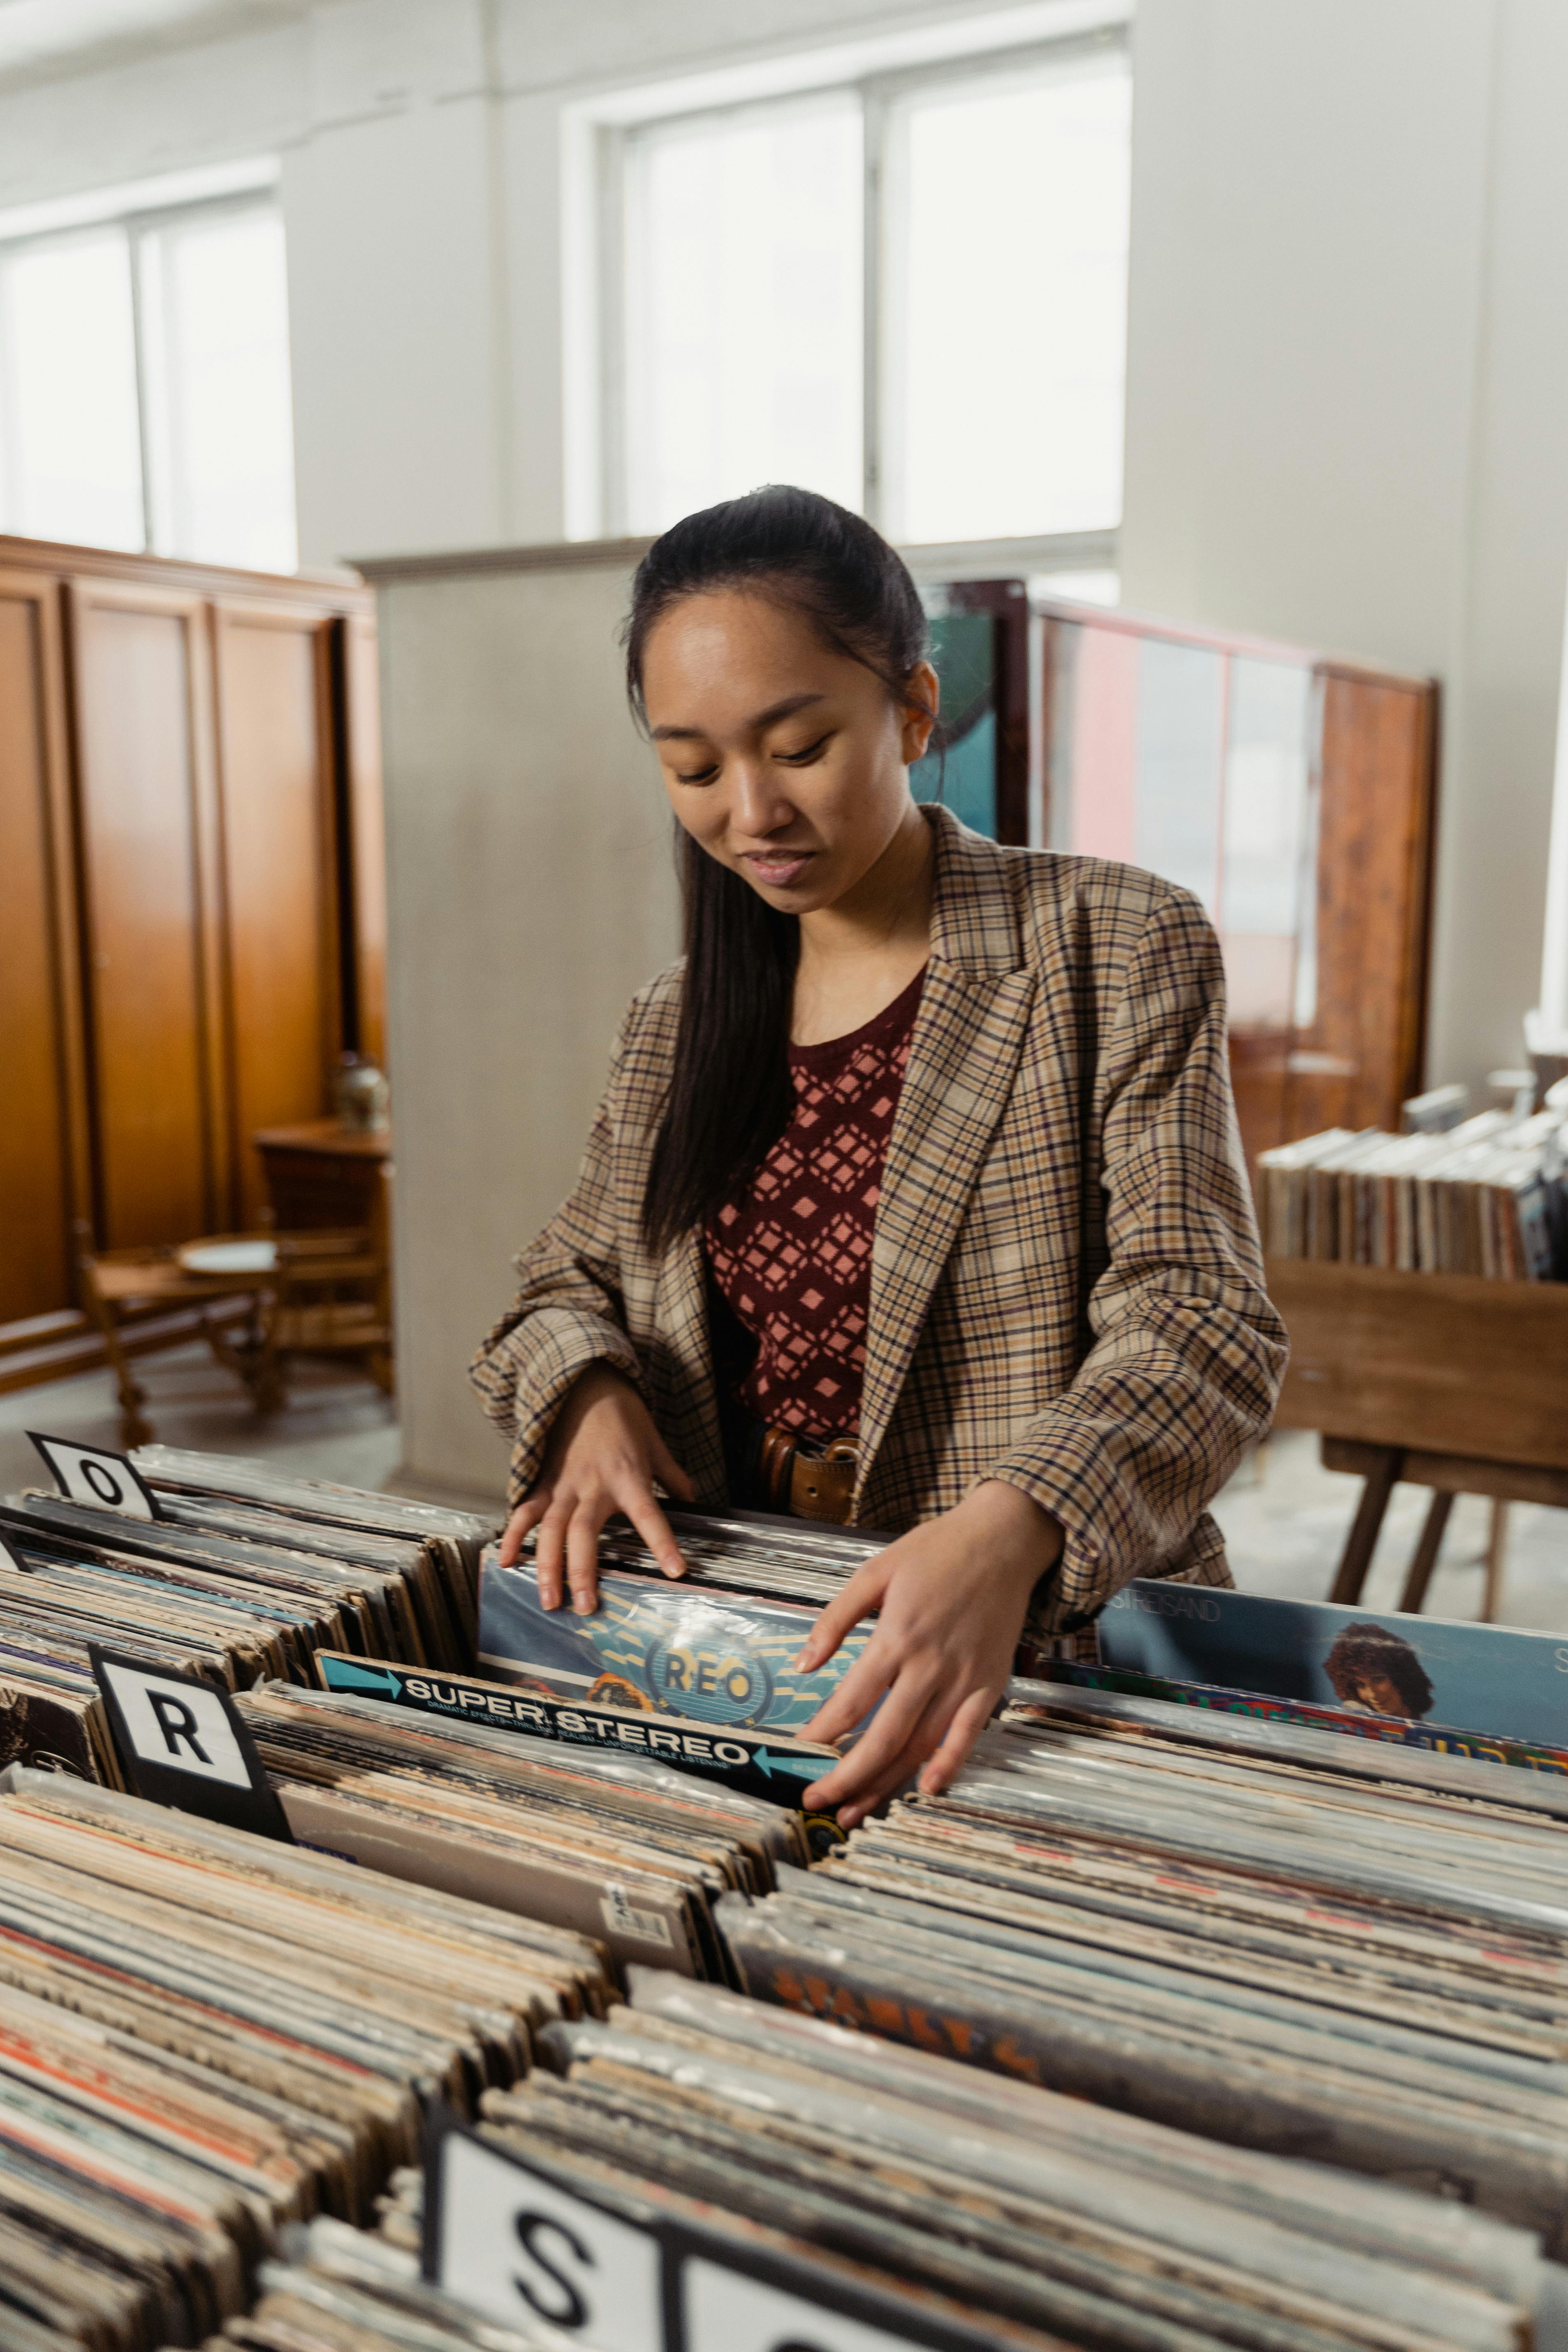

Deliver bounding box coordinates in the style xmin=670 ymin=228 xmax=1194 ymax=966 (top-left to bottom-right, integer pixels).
xmin=1221 ymin=657 xmax=1313 ymax=1029
xmin=890 ymin=58 xmax=1131 ymax=544
xmin=144 ymin=206 xmax=296 ymax=570
xmin=625 ymin=99 xmax=862 ymax=532
xmin=0 ymin=230 xmax=143 ymax=550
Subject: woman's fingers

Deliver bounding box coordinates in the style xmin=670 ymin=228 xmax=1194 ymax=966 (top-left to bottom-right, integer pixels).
xmin=794 ymin=1555 xmax=892 ymax=1674
xmin=802 ymin=1660 xmax=941 ymax=1813
xmin=497 ymin=1493 xmax=549 ymax=1568
xmin=565 ymin=1502 xmax=608 ymax=1614
xmin=918 ymin=1683 xmax=1002 ymax=1796
xmin=835 ymin=1691 xmax=951 ymax=1829
xmin=621 ymin=1485 xmax=688 ymax=1581
xmin=649 ymin=1430 xmax=697 ymax=1504
xmin=799 ymin=1634 xmax=895 ymax=1750
xmin=532 ymin=1498 xmax=573 ymax=1611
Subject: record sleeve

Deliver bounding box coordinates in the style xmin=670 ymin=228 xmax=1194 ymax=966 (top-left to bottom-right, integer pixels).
xmin=479 ymin=1552 xmax=874 ymax=1734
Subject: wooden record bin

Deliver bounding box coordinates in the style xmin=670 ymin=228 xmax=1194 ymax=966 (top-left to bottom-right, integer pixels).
xmin=0 ymin=535 xmax=386 ymax=1388
xmin=1268 ymin=1256 xmax=1568 ymax=1474
xmin=1266 ymin=1254 xmax=1568 ymax=1611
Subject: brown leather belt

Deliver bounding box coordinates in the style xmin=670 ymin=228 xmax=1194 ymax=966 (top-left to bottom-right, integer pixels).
xmin=757 ymin=1426 xmax=859 ymax=1524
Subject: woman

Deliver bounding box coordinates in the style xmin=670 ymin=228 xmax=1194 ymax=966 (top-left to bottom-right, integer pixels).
xmin=472 ymin=486 xmax=1286 ymax=1826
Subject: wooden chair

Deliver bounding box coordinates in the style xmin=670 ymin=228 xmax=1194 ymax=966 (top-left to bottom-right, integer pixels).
xmin=76 ymin=1239 xmax=274 ymax=1449
xmin=78 ymin=1228 xmax=393 ymax=1447
xmin=224 ymin=1228 xmax=394 ymax=1414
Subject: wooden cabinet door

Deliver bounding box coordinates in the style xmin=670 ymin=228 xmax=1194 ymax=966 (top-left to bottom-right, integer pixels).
xmin=212 ymin=599 xmax=341 ymax=1226
xmin=68 ymin=577 xmax=227 ymax=1248
xmin=0 ymin=567 xmax=90 ymax=1320
xmin=1282 ymin=670 xmax=1436 ymax=1141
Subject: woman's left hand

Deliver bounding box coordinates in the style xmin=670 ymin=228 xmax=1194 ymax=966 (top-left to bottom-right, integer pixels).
xmin=797 ymin=1480 xmax=1063 ymax=1828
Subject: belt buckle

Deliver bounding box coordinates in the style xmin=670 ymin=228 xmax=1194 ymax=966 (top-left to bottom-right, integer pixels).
xmin=790 ymin=1436 xmax=858 ymax=1525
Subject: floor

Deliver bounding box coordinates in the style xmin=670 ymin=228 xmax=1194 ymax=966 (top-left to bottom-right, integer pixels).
xmin=0 ymin=1340 xmax=403 ymax=1504
xmin=1213 ymin=1429 xmax=1568 ymax=1632
xmin=5 ymin=1349 xmax=1565 ymax=1631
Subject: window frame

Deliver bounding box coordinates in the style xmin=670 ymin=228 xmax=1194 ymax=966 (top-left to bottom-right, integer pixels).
xmin=600 ymin=21 xmax=1130 ymax=555
xmin=0 ymin=183 xmax=288 ymax=561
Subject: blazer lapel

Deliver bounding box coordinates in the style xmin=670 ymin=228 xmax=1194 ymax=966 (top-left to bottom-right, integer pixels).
xmin=856 ymin=812 xmax=1039 ymax=1490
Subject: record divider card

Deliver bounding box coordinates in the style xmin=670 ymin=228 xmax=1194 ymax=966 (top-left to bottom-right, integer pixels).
xmin=86 ymin=1643 xmax=294 ymax=1840
xmin=27 ymin=1431 xmax=163 ymax=1519
xmin=423 ymin=2109 xmax=1001 ymax=2352
xmin=30 ymin=1431 xmax=296 ymax=1837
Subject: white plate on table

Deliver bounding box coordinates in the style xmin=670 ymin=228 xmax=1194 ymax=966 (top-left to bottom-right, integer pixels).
xmin=176 ymin=1239 xmax=278 ymax=1276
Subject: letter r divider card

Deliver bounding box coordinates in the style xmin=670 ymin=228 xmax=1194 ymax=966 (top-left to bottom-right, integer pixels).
xmin=87 ymin=1643 xmax=293 ymax=1840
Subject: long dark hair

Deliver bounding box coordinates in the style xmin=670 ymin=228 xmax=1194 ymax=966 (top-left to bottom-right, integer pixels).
xmin=627 ymin=485 xmax=932 ymax=1255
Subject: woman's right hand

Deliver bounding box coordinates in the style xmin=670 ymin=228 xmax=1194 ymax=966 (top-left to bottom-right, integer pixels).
xmin=496 ymin=1365 xmax=694 ymax=1613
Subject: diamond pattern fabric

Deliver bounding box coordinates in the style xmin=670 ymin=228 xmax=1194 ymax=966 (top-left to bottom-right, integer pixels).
xmin=705 ymin=968 xmax=927 ymax=1441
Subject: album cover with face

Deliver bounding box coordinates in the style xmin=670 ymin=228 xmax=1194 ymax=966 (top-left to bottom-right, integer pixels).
xmin=1096 ymin=1575 xmax=1568 ymax=1751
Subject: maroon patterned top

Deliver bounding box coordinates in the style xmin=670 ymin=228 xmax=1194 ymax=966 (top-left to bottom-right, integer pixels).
xmin=704 ymin=967 xmax=926 ymax=1442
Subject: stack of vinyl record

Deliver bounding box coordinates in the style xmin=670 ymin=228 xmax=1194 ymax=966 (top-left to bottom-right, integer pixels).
xmin=0 ymin=1447 xmax=490 ymax=1781
xmin=134 ymin=1444 xmax=489 ymax=1646
xmin=0 ymin=1767 xmax=610 ymax=2352
xmin=719 ymin=1677 xmax=1568 ymax=2244
xmin=234 ymin=1679 xmax=805 ymax=1975
xmin=1255 ymin=1109 xmax=1568 ymax=1276
xmin=593 ymin=1507 xmax=885 ymax=1599
xmin=369 ymin=1969 xmax=1554 ymax=2352
xmin=206 ymin=2215 xmax=562 ymax=2352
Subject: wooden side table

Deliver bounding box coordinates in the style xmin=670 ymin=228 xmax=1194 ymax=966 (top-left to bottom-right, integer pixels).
xmin=1267 ymin=1257 xmax=1568 ymax=1616
xmin=252 ymin=1121 xmax=392 ymax=1258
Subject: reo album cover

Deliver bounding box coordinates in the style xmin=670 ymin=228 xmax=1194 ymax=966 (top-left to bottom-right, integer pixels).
xmin=478 ymin=1553 xmax=874 ymax=1733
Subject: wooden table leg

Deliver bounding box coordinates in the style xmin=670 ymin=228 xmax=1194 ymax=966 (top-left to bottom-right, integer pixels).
xmin=1329 ymin=1447 xmax=1404 ymax=1606
xmin=76 ymin=1263 xmax=155 ymax=1450
xmin=1481 ymin=1500 xmax=1511 ymax=1623
xmin=1397 ymin=1489 xmax=1453 ymax=1614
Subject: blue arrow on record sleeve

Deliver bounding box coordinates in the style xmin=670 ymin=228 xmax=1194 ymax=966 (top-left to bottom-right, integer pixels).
xmin=321 ymin=1658 xmax=402 ymax=1697
xmin=751 ymin=1748 xmax=827 ymax=1783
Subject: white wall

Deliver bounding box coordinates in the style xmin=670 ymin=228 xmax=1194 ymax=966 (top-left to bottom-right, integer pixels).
xmin=370 ymin=545 xmax=676 ymax=1499
xmin=1121 ymin=0 xmax=1568 ymax=1090
xmin=283 ymin=94 xmax=507 ymax=560
xmin=7 ymin=0 xmax=1568 ymax=1083
xmin=0 ymin=0 xmax=1071 ymax=560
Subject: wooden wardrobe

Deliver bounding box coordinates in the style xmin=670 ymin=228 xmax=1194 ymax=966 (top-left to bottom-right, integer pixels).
xmin=0 ymin=535 xmax=384 ymax=1385
xmin=910 ymin=579 xmax=1438 ymax=1172
xmin=1034 ymin=595 xmax=1438 ymax=1173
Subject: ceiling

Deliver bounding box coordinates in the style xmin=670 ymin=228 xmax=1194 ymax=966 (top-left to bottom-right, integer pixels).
xmin=0 ymin=0 xmax=309 ymax=93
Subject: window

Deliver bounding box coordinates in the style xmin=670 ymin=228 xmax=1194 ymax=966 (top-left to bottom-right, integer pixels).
xmin=0 ymin=231 xmax=144 ymax=552
xmin=609 ymin=29 xmax=1130 ymax=550
xmin=622 ymin=96 xmax=863 ymax=535
xmin=883 ymin=55 xmax=1131 ymax=543
xmin=0 ymin=188 xmax=296 ymax=569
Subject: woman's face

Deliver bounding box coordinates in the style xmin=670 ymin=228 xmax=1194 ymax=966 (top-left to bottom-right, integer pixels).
xmin=640 ymin=588 xmax=938 ymax=915
xmin=1348 ymin=1669 xmax=1409 ymax=1717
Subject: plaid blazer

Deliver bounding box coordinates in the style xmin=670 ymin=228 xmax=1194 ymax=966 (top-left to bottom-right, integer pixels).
xmin=472 ymin=808 xmax=1286 ymax=1630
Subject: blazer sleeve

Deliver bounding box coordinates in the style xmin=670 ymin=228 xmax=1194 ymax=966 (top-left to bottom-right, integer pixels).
xmin=989 ymin=887 xmax=1288 ymax=1626
xmin=469 ymin=1010 xmax=646 ymax=1507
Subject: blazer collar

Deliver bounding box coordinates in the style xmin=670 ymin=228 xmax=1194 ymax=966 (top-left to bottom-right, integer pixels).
xmin=855 ymin=809 xmax=1038 ymax=1497
xmin=923 ymin=803 xmax=1027 ymax=978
